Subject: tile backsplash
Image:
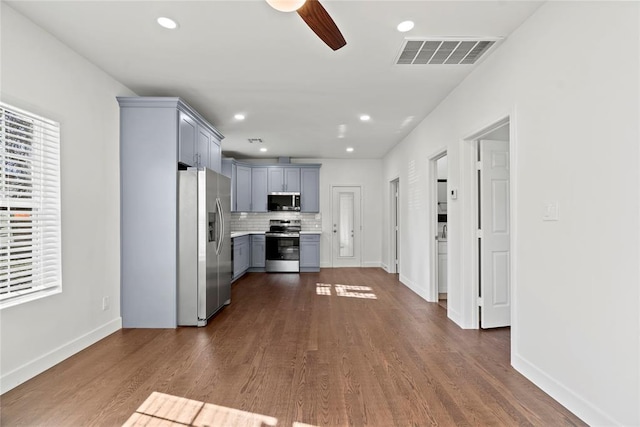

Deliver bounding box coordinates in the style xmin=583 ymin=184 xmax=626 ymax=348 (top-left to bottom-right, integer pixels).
xmin=230 ymin=212 xmax=322 ymax=232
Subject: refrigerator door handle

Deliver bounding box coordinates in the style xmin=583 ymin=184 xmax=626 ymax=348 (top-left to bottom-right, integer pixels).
xmin=216 ymin=197 xmax=224 ymax=255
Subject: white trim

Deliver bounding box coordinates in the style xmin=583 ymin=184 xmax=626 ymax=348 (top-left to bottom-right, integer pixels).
xmin=381 ymin=263 xmax=390 ymax=273
xmin=389 ymin=177 xmax=400 ymax=275
xmin=513 ymin=353 xmax=613 ymax=426
xmin=399 ymin=274 xmax=431 ymax=302
xmin=459 ymin=114 xmax=513 ymax=330
xmin=428 ymin=149 xmax=447 ymax=304
xmin=0 ymin=318 xmax=122 ymax=394
xmin=362 ymin=261 xmax=382 ymax=268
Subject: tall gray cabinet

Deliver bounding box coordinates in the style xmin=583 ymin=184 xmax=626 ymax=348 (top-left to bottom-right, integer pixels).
xmin=117 ymin=97 xmax=223 ymax=328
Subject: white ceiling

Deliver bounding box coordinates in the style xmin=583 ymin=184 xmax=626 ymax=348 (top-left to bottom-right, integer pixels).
xmin=7 ymin=0 xmax=543 ymax=159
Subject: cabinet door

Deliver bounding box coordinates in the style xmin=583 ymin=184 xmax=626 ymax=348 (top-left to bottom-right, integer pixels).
xmin=242 ymin=238 xmax=251 ymax=272
xmin=179 ymin=112 xmax=197 ymax=166
xmin=267 ymin=167 xmax=284 ymax=192
xmin=251 ymin=167 xmax=268 ymax=212
xmin=236 ymin=165 xmax=252 ymax=212
xmin=300 ymin=235 xmax=320 ymax=269
xmin=301 ymin=167 xmax=320 ymax=212
xmin=284 ymin=168 xmax=300 ymax=192
xmin=209 ymin=139 xmax=221 ymax=173
xmin=251 ymin=235 xmax=266 ymax=268
xmin=197 ymin=127 xmax=210 ymax=168
xmin=233 ymin=239 xmax=242 ymax=279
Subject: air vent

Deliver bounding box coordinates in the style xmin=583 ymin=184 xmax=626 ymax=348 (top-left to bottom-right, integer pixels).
xmin=248 ymin=138 xmax=263 ymax=144
xmin=396 ymin=38 xmax=501 ymax=65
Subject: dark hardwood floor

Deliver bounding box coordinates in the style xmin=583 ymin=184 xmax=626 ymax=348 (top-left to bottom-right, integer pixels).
xmin=1 ymin=268 xmax=585 ymax=426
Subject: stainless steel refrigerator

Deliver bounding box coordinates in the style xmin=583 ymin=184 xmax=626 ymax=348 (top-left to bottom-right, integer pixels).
xmin=178 ymin=168 xmax=231 ymax=326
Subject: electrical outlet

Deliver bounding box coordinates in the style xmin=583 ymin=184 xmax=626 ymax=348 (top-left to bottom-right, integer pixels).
xmin=102 ymin=296 xmax=110 ymax=311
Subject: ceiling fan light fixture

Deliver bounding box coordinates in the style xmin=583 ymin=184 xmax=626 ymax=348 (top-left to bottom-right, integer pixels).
xmin=266 ymin=0 xmax=306 ymax=12
xmin=397 ymin=20 xmax=415 ymax=33
xmin=157 ymin=17 xmax=178 ymax=30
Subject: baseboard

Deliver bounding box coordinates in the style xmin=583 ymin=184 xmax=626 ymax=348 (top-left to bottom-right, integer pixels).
xmin=512 ymin=352 xmax=618 ymax=426
xmin=381 ymin=263 xmax=390 ymax=273
xmin=0 ymin=317 xmax=122 ymax=394
xmin=399 ymin=274 xmax=431 ymax=302
xmin=362 ymin=261 xmax=381 ymax=268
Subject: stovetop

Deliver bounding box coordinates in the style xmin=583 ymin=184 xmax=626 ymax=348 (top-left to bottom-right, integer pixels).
xmin=267 ymin=219 xmax=301 ymax=235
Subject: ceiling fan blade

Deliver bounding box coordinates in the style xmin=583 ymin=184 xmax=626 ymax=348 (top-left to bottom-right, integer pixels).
xmin=296 ymin=0 xmax=346 ymax=51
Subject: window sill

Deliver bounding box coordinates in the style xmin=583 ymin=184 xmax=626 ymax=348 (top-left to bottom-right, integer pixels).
xmin=0 ymin=287 xmax=62 ymax=310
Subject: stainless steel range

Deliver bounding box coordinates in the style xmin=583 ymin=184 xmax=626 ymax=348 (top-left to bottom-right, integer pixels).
xmin=265 ymin=219 xmax=301 ymax=272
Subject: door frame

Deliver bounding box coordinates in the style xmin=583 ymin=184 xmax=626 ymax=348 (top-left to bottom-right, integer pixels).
xmin=389 ymin=178 xmax=400 ymax=274
xmin=330 ymin=185 xmax=363 ymax=267
xmin=460 ymin=115 xmax=516 ymax=330
xmin=428 ymin=149 xmax=447 ymax=303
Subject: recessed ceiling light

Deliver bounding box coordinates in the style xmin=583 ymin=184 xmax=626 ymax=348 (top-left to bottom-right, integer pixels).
xmin=397 ymin=20 xmax=414 ymax=33
xmin=346 ymin=147 xmax=354 ymax=152
xmin=157 ymin=17 xmax=178 ymax=30
xmin=260 ymin=147 xmax=268 ymax=152
xmin=360 ymin=114 xmax=371 ymax=121
xmin=234 ymin=113 xmax=246 ymax=120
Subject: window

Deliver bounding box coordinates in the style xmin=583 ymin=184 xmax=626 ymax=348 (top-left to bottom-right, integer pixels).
xmin=0 ymin=103 xmax=61 ymax=308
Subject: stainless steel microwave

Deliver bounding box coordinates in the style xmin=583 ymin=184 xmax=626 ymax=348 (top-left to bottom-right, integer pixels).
xmin=268 ymin=192 xmax=301 ymax=211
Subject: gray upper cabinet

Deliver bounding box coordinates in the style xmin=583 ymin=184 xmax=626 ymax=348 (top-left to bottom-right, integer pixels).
xmin=179 ymin=107 xmax=223 ymax=171
xmin=179 ymin=112 xmax=197 ymax=166
xmin=251 ymin=167 xmax=268 ymax=212
xmin=301 ymin=167 xmax=320 ymax=212
xmin=236 ymin=165 xmax=252 ymax=212
xmin=117 ymin=96 xmax=224 ymax=328
xmin=267 ymin=167 xmax=285 ymax=192
xmin=197 ymin=127 xmax=210 ymax=168
xmin=268 ymin=167 xmax=300 ymax=192
xmin=209 ymin=139 xmax=221 ymax=173
xmin=224 ymin=159 xmax=320 ymax=213
xmin=284 ymin=168 xmax=301 ymax=192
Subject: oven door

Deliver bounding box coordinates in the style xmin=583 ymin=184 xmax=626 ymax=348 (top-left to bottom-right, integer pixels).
xmin=265 ymin=234 xmax=300 ymax=272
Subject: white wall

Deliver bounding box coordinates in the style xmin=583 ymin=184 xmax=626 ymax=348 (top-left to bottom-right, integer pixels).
xmin=0 ymin=4 xmax=134 ymax=393
xmin=296 ymin=158 xmax=382 ymax=268
xmin=382 ymin=2 xmax=639 ymax=426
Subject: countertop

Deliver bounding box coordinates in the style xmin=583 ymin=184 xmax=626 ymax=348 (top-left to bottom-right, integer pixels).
xmin=231 ymin=230 xmax=322 ymax=238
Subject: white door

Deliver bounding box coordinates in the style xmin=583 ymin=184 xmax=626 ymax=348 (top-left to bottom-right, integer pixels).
xmin=332 ymin=186 xmax=362 ymax=267
xmin=479 ymin=140 xmax=510 ymax=328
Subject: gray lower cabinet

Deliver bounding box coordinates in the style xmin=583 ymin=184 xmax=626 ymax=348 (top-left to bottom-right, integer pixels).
xmin=250 ymin=234 xmax=266 ymax=269
xmin=233 ymin=235 xmax=250 ymax=281
xmin=300 ymin=234 xmax=321 ymax=272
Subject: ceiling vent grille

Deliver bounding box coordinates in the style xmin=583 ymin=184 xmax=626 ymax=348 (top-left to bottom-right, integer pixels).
xmin=248 ymin=138 xmax=263 ymax=144
xmin=396 ymin=38 xmax=501 ymax=65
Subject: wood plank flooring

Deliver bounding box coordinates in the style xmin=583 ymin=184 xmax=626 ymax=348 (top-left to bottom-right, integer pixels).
xmin=1 ymin=268 xmax=585 ymax=426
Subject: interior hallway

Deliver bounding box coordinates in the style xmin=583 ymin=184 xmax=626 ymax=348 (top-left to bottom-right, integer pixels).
xmin=1 ymin=268 xmax=584 ymax=426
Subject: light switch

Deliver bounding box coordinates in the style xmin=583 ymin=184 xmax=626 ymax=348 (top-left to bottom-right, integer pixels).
xmin=450 ymin=189 xmax=458 ymax=200
xmin=543 ymin=202 xmax=559 ymax=221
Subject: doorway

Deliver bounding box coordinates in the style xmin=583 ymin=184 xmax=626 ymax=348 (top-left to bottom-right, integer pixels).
xmin=436 ymin=156 xmax=448 ymax=309
xmin=469 ymin=120 xmax=511 ymax=329
xmin=390 ymin=179 xmax=399 ymax=274
xmin=331 ymin=186 xmax=362 ymax=267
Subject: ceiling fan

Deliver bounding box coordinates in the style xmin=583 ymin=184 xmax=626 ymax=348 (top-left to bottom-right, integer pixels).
xmin=266 ymin=0 xmax=347 ymax=51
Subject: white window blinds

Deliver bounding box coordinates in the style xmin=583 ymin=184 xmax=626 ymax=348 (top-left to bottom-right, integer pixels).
xmin=0 ymin=103 xmax=61 ymax=307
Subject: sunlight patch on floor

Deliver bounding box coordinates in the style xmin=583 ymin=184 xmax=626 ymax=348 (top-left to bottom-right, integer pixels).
xmin=122 ymin=391 xmax=317 ymax=427
xmin=315 ymin=283 xmax=377 ymax=299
